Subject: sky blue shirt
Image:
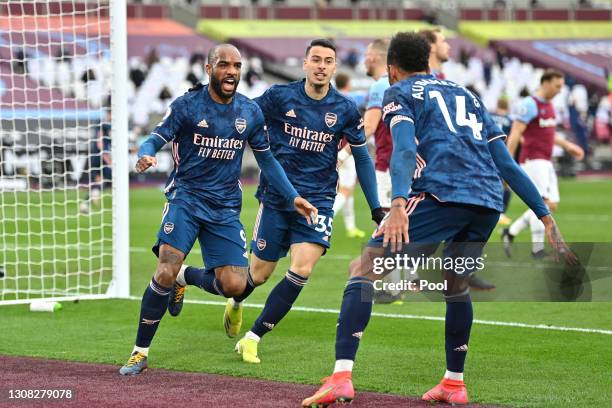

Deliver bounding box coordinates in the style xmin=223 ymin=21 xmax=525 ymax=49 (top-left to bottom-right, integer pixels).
xmin=513 ymin=96 xmax=539 ymax=123
xmin=366 ymin=74 xmax=390 ymax=110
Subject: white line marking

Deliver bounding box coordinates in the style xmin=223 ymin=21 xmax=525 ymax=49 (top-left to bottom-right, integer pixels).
xmin=126 ymin=296 xmax=612 ymax=335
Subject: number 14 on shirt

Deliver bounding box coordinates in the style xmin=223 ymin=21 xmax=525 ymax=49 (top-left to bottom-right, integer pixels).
xmin=429 ymin=90 xmax=483 ymax=140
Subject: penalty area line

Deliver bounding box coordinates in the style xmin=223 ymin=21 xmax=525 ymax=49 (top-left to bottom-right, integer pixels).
xmin=126 ymin=296 xmax=612 ymax=335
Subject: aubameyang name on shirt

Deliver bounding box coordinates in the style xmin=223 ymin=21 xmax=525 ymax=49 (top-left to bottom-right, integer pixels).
xmin=283 ymin=122 xmax=333 ymax=153
xmin=193 ymin=133 xmax=243 ymax=160
xmin=411 ymin=78 xmax=478 ymax=104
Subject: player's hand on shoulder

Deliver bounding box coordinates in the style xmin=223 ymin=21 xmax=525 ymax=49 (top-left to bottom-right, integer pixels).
xmin=541 ymin=214 xmax=578 ymax=265
xmin=374 ymin=198 xmax=408 ymax=253
xmin=293 ymin=196 xmax=318 ymax=225
xmin=135 ymin=155 xmax=157 ymax=173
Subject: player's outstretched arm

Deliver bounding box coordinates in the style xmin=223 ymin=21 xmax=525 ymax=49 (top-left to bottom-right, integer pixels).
xmin=252 ymin=149 xmax=318 ymax=224
xmin=540 ymin=214 xmax=577 ymax=264
xmin=555 ymin=135 xmax=585 ymax=161
xmin=489 ymin=138 xmax=548 ymax=217
xmin=135 ymin=135 xmax=166 ymax=173
xmin=488 ymin=138 xmax=576 ymax=263
xmin=351 ymin=144 xmax=383 ymax=223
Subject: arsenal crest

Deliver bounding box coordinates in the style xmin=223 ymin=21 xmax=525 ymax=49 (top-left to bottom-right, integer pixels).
xmin=163 ymin=222 xmax=174 ymax=234
xmin=325 ymin=112 xmax=337 ymax=128
xmin=257 ymin=238 xmax=267 ymax=250
xmin=235 ymin=118 xmax=247 ymax=134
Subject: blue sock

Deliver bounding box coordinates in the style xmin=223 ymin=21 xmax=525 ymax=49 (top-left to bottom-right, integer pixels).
xmin=184 ymin=266 xmax=226 ymax=297
xmin=251 ymin=270 xmax=307 ymax=338
xmin=135 ymin=278 xmax=171 ymax=348
xmin=445 ymin=294 xmax=473 ymax=373
xmin=502 ymin=189 xmax=512 ymax=213
xmin=335 ymin=277 xmax=374 ymax=361
xmin=233 ymin=268 xmax=256 ymax=303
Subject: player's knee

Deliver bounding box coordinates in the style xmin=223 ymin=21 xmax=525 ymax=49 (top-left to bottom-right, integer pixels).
xmin=216 ymin=266 xmax=247 ymax=297
xmin=250 ymin=264 xmax=273 ymax=286
xmin=547 ymin=201 xmax=558 ymax=212
xmin=154 ymin=263 xmax=180 ymax=287
xmin=338 ymin=187 xmax=352 ymax=196
xmin=348 ymin=258 xmax=362 ymax=278
xmin=250 ymin=269 xmax=269 ymax=286
xmin=349 ymin=249 xmax=380 ymax=279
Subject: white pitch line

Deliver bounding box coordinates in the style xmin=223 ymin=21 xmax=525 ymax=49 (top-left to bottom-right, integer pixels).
xmin=126 ymin=296 xmax=612 ymax=335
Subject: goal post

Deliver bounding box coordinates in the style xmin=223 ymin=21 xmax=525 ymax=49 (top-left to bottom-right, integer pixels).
xmin=110 ymin=0 xmax=129 ymax=299
xmin=0 ymin=0 xmax=130 ymax=304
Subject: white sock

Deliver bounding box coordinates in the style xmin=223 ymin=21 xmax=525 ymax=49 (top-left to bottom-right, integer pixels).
xmin=175 ymin=265 xmax=187 ymax=286
xmin=133 ymin=346 xmax=149 ymax=356
xmin=444 ymin=370 xmax=463 ymax=381
xmin=245 ymin=330 xmax=260 ymax=343
xmin=334 ymin=359 xmax=354 ymax=373
xmin=508 ymin=209 xmax=531 ymax=237
xmin=344 ymin=196 xmax=356 ymax=230
xmin=333 ymin=193 xmax=347 ymax=214
xmin=529 ymin=211 xmax=545 ymax=253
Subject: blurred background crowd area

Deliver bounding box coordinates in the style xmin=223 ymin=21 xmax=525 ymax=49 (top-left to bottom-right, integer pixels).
xmin=1 ymin=0 xmax=611 ymax=176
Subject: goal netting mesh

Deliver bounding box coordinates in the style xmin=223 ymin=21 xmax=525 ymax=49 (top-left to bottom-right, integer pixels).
xmin=0 ymin=0 xmax=117 ymax=302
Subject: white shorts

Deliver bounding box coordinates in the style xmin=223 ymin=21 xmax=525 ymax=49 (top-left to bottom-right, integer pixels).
xmin=520 ymin=159 xmax=560 ymax=203
xmin=376 ymin=169 xmax=391 ymax=208
xmin=338 ymin=155 xmax=357 ymax=188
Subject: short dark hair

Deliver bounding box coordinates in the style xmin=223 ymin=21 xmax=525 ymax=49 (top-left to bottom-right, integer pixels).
xmin=417 ymin=27 xmax=442 ymax=45
xmin=305 ymin=39 xmax=336 ymax=57
xmin=540 ymin=69 xmax=564 ymax=84
xmin=207 ymin=44 xmax=240 ymax=65
xmin=387 ymin=32 xmax=430 ymax=74
xmin=335 ymin=72 xmax=351 ymax=90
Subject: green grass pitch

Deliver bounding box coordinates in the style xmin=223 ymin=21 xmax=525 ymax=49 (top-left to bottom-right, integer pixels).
xmin=1 ymin=179 xmax=611 ymax=407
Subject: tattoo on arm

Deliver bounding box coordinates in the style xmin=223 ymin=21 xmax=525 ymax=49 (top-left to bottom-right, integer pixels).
xmin=550 ymin=224 xmax=562 ymax=243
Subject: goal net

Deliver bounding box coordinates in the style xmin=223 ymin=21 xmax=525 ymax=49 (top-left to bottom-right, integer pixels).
xmin=0 ymin=0 xmax=129 ymax=304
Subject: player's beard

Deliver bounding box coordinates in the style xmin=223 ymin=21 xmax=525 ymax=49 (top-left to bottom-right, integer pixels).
xmin=210 ymin=75 xmax=239 ymax=102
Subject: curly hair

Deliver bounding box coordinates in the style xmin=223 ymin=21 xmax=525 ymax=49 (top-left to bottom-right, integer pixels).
xmin=387 ymin=32 xmax=431 ymax=74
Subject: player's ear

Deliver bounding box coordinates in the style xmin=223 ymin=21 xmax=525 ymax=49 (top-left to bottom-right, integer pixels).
xmin=388 ymin=65 xmax=396 ymax=83
xmin=205 ymin=63 xmax=212 ymax=77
